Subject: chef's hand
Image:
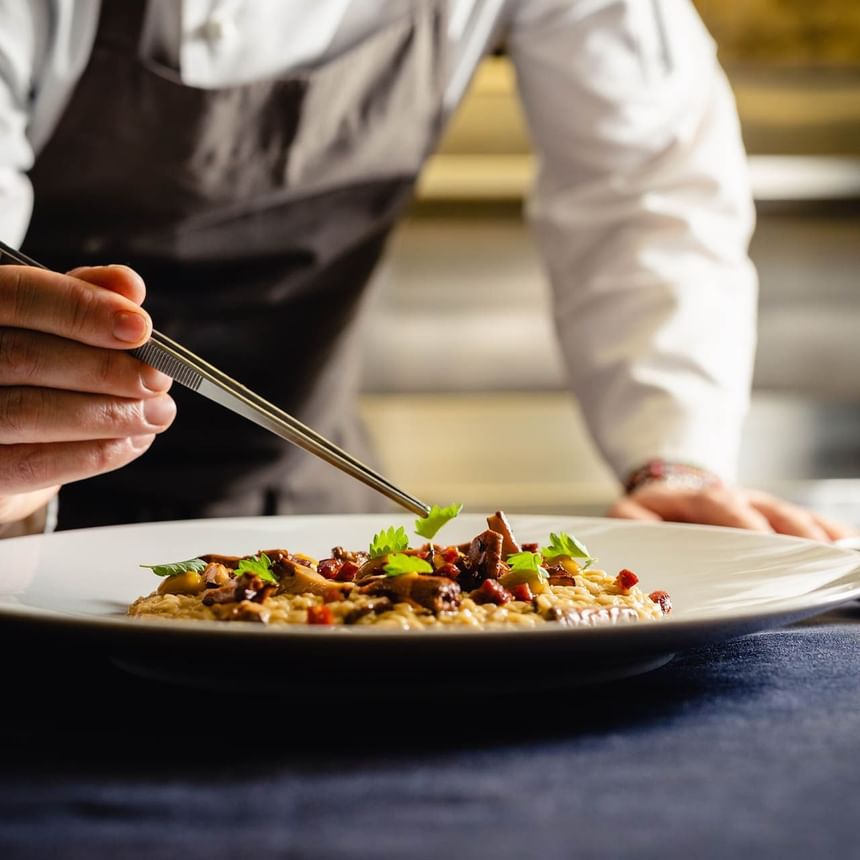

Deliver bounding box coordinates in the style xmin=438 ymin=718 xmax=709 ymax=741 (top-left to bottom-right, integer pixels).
xmin=0 ymin=264 xmax=175 ymax=526
xmin=609 ymin=482 xmax=854 ymax=542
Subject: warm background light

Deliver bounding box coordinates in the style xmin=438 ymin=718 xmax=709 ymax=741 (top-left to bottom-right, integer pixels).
xmin=359 ymin=2 xmax=860 ymax=517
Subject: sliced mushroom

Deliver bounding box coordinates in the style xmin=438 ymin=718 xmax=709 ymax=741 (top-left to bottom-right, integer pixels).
xmin=486 ymin=511 xmax=521 ymax=557
xmin=466 ymin=529 xmax=504 ymax=580
xmin=202 ymin=562 xmax=232 ymax=588
xmin=332 ymin=546 xmax=370 ymax=567
xmin=353 ymin=555 xmax=389 ymax=582
xmin=274 ymin=556 xmax=352 ymax=597
xmin=359 ymin=573 xmax=461 ymax=614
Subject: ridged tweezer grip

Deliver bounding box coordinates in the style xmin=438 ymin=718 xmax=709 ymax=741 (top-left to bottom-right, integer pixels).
xmin=129 ymin=341 xmax=203 ymax=391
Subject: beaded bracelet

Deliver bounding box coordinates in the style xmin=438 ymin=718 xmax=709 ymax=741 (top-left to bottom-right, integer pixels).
xmin=624 ymin=459 xmax=722 ymax=495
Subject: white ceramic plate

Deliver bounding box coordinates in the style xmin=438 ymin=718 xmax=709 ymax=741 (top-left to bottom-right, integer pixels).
xmin=2 ymin=514 xmax=859 ymax=692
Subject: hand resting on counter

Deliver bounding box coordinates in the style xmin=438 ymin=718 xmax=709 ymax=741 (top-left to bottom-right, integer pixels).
xmin=610 ymin=482 xmax=854 ymax=542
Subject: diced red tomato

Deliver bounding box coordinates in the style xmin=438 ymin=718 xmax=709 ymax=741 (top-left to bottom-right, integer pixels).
xmin=322 ymin=587 xmax=345 ymax=604
xmin=480 ymin=578 xmax=512 ymax=605
xmin=615 ymin=568 xmax=639 ymax=592
xmin=317 ymin=559 xmax=341 ymax=580
xmin=335 ymin=560 xmax=359 ymax=582
xmin=441 ymin=546 xmax=459 ymax=563
xmin=521 ymin=542 xmax=539 ymax=553
xmin=511 ymin=583 xmax=533 ymax=602
xmin=307 ymin=605 xmax=335 ymax=625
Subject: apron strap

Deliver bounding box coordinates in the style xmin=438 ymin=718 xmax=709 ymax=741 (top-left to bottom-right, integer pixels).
xmin=96 ymin=0 xmax=149 ymax=53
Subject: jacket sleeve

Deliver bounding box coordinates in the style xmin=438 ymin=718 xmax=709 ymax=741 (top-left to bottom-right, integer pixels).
xmin=506 ymin=0 xmax=757 ymax=483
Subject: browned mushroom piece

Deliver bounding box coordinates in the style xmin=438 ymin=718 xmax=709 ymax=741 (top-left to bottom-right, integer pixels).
xmin=359 ymin=573 xmax=461 ymax=614
xmin=466 ymin=529 xmax=505 ymax=581
xmin=344 ymin=597 xmax=394 ymax=624
xmin=331 ymin=546 xmax=370 ymax=567
xmin=353 ymin=555 xmax=390 ymax=582
xmin=486 ymin=511 xmax=521 ymax=558
xmin=202 ymin=562 xmax=232 ymax=588
xmin=259 ymin=549 xmax=319 ymax=570
xmin=201 ymin=573 xmax=276 ymax=606
xmin=201 ymin=580 xmax=242 ymax=605
xmin=273 ymin=556 xmax=353 ymax=597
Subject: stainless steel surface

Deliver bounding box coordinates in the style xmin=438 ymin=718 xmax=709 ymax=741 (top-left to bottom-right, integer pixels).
xmin=357 ymin=193 xmax=860 ymax=521
xmin=360 ymin=390 xmax=860 ymax=525
xmin=0 ymin=240 xmax=431 ymax=518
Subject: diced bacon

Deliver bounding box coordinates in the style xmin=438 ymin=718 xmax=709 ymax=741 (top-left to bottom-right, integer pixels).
xmin=335 ymin=561 xmax=359 ymax=582
xmin=615 ymin=568 xmax=639 ymax=592
xmin=435 ymin=563 xmax=460 ymax=579
xmin=317 ymin=559 xmax=341 ymax=580
xmin=478 ymin=578 xmax=512 ymax=606
xmin=511 ymin=583 xmax=533 ymax=602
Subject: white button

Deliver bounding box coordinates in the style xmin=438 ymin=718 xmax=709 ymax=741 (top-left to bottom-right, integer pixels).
xmin=202 ymin=11 xmax=237 ymax=45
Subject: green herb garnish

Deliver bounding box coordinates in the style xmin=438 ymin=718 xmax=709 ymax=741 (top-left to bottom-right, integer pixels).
xmin=369 ymin=526 xmax=410 ymax=559
xmin=383 ymin=554 xmax=433 ymax=577
xmin=140 ymin=558 xmax=207 ymax=578
xmin=414 ymin=503 xmax=463 ymax=540
xmin=541 ymin=532 xmax=593 ymax=569
xmin=234 ymin=553 xmax=278 ymax=585
xmin=506 ymin=551 xmax=546 ymax=577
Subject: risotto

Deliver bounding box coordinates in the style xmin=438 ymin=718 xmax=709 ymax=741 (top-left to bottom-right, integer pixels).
xmin=129 ymin=511 xmax=671 ymax=630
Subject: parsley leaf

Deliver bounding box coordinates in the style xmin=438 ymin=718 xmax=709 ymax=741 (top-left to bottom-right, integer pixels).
xmin=507 ymin=551 xmax=546 ymax=577
xmin=383 ymin=554 xmax=433 ymax=577
xmin=140 ymin=558 xmax=207 ymax=578
xmin=234 ymin=553 xmax=279 ymax=585
xmin=414 ymin=503 xmax=463 ymax=540
xmin=541 ymin=532 xmax=594 ymax=569
xmin=369 ymin=526 xmax=410 ymax=559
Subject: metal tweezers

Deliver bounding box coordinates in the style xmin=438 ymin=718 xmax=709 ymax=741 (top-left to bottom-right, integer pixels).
xmin=0 ymin=240 xmax=431 ymax=517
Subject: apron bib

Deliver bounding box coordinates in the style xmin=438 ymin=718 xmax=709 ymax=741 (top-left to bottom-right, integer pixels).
xmin=23 ymin=0 xmax=448 ymax=527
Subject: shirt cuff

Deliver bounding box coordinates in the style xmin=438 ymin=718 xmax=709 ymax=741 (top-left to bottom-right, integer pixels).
xmin=0 ymin=499 xmax=54 ymax=539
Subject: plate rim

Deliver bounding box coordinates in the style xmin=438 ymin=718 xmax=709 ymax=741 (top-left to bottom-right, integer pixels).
xmin=1 ymin=513 xmax=859 ymax=643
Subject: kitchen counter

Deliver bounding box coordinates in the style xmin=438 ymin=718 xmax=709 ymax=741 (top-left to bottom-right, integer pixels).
xmin=360 ymin=390 xmax=860 ymax=523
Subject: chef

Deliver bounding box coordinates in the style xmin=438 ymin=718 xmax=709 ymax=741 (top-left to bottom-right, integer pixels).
xmin=0 ymin=0 xmax=848 ymax=539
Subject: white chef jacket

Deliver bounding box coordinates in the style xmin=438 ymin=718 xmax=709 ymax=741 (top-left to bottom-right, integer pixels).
xmin=0 ymin=0 xmax=758 ymax=484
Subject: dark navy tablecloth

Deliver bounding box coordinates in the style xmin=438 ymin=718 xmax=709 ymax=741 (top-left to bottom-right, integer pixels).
xmin=2 ymin=603 xmax=860 ymax=860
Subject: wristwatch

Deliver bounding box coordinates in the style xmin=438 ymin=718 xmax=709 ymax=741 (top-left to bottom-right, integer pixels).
xmin=624 ymin=459 xmax=722 ymax=495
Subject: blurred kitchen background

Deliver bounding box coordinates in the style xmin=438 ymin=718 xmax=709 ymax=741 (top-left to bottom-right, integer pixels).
xmin=358 ymin=0 xmax=860 ymax=521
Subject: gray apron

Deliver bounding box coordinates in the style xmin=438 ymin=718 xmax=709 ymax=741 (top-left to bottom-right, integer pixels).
xmin=23 ymin=0 xmax=449 ymax=528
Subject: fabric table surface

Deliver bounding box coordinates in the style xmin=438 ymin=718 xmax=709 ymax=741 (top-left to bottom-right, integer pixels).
xmin=2 ymin=603 xmax=860 ymax=860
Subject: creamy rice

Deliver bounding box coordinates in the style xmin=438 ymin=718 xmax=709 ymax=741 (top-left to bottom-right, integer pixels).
xmin=128 ymin=566 xmax=664 ymax=630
